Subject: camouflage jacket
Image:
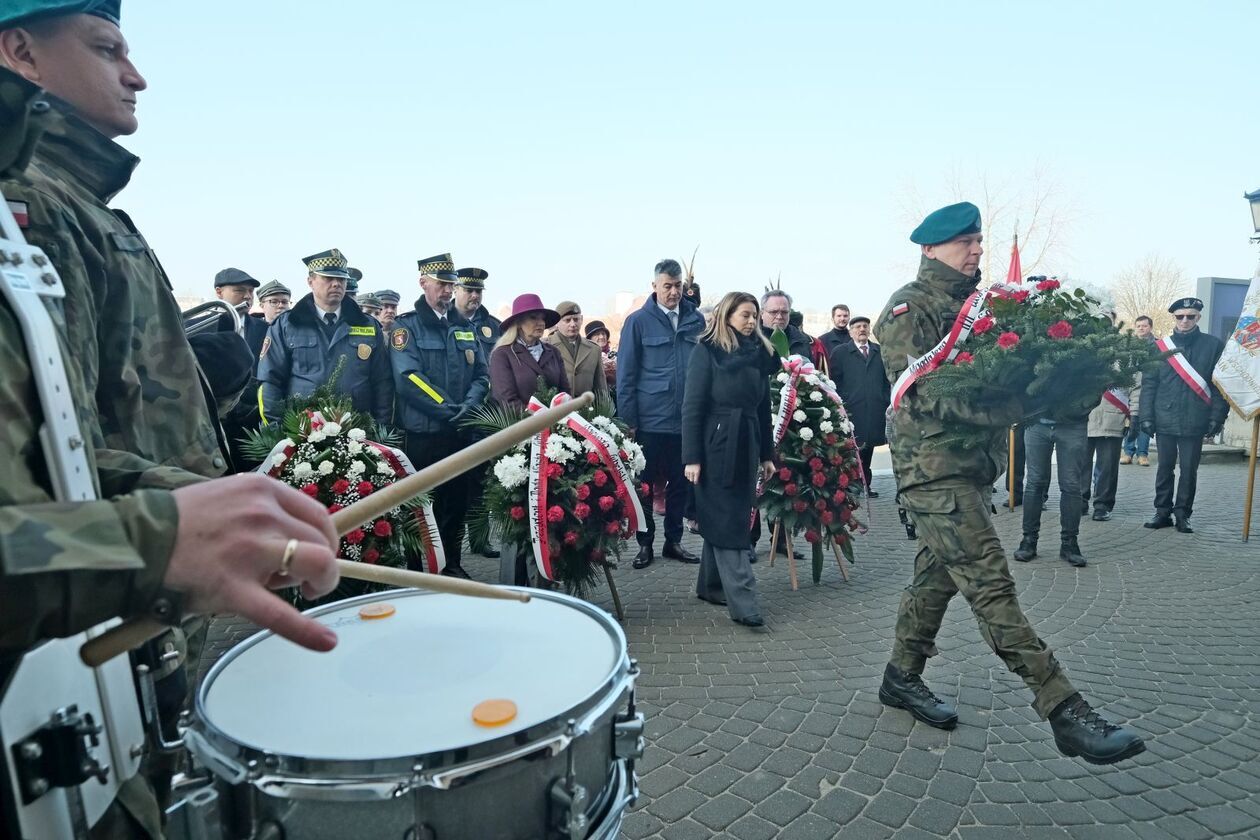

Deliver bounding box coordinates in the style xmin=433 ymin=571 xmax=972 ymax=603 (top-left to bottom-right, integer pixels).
xmin=875 ymin=257 xmax=1023 ymax=492
xmin=0 ymin=73 xmax=179 ymax=655
xmin=0 ymin=68 xmax=228 ymax=481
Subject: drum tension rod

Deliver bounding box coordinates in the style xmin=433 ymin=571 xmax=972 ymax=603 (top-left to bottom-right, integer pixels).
xmin=549 ymin=720 xmax=590 ymax=840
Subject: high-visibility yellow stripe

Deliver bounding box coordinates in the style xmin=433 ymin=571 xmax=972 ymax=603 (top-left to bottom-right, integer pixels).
xmin=408 ymin=373 xmax=444 ymax=404
xmin=257 ymin=385 xmax=268 ymax=425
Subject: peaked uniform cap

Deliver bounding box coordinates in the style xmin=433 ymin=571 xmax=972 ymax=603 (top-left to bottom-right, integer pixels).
xmin=375 ymin=289 xmax=400 ymax=305
xmin=910 ymin=201 xmax=982 ymax=245
xmin=456 ymin=267 xmax=490 ymax=289
xmin=1 ymin=0 xmax=120 ymax=28
xmin=356 ymin=292 xmax=382 ymax=309
xmin=1168 ymin=297 xmax=1204 ymax=313
xmin=256 ymin=279 xmax=291 ymax=300
xmin=417 ymin=253 xmax=458 ymax=282
xmin=302 ymin=248 xmax=351 ymax=279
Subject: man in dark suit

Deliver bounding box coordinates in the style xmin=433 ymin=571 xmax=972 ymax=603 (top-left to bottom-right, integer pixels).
xmin=827 ymin=316 xmax=890 ymax=497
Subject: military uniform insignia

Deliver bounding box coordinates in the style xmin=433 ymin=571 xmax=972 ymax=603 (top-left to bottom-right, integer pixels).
xmin=259 ymin=336 xmax=271 ymax=359
xmin=454 ymin=330 xmax=475 ymax=342
xmin=481 ymin=326 xmax=492 ymax=338
xmin=465 ymin=348 xmax=476 ymax=365
xmin=891 ymin=302 xmax=909 ymax=317
xmin=357 ymin=343 xmax=373 ymax=360
xmin=391 ymin=328 xmax=408 ymax=350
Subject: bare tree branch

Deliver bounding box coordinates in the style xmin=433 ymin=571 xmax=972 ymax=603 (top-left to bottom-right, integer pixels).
xmin=1109 ymin=253 xmax=1189 ymax=336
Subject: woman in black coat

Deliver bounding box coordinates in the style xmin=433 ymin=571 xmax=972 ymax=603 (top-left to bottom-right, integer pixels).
xmin=682 ymin=292 xmax=778 ymax=626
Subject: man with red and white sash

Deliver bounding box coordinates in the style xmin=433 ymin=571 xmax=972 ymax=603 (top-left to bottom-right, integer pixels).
xmin=1138 ymin=296 xmax=1229 ymax=533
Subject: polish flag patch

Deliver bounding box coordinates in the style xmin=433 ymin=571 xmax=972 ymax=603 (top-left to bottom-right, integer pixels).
xmin=7 ymin=200 xmax=29 ymax=228
xmin=891 ymin=302 xmax=909 ymax=317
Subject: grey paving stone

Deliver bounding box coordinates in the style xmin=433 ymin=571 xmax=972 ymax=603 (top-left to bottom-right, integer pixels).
xmin=752 ymin=788 xmax=813 ymax=827
xmin=690 ymin=792 xmax=753 ymax=832
xmin=1187 ymin=804 xmax=1260 ymax=836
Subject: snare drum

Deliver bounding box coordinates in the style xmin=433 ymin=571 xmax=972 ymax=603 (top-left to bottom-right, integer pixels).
xmin=182 ymin=588 xmax=643 ymax=839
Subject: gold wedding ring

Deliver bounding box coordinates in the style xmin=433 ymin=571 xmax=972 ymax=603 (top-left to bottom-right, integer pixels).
xmin=279 ymin=538 xmax=299 ymax=576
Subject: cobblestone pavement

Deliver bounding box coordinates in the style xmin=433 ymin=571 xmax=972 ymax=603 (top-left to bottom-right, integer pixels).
xmin=200 ymin=457 xmax=1260 ymax=839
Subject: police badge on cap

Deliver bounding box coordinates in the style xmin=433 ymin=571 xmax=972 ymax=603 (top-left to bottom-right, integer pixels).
xmin=1168 ymin=297 xmax=1204 ymax=313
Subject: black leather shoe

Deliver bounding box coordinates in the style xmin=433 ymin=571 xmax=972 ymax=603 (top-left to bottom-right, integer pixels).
xmin=1174 ymin=516 xmax=1194 ymax=534
xmin=1144 ymin=515 xmax=1173 ymax=529
xmin=1013 ymin=536 xmax=1037 ymax=562
xmin=1060 ymin=537 xmax=1086 ymax=567
xmin=697 ymin=594 xmax=727 ymax=606
xmin=1049 ymin=694 xmax=1146 ymax=765
xmin=878 ymin=664 xmax=958 ymax=730
xmin=747 ymin=549 xmax=758 ymax=564
xmin=441 ymin=563 xmax=472 ymax=580
xmin=791 ymin=548 xmax=806 ymax=560
xmin=1091 ymin=508 xmax=1111 ymax=522
xmin=479 ymin=547 xmax=501 ymax=559
xmin=632 ymin=546 xmax=653 ymax=569
xmin=733 ymin=615 xmax=764 ymax=627
xmin=866 ymin=488 xmax=880 ymax=499
xmin=663 ymin=542 xmax=699 ymax=564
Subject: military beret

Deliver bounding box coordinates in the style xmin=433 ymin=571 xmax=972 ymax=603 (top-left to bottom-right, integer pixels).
xmin=1 ymin=0 xmax=119 ymax=28
xmin=256 ymin=279 xmax=290 ymax=300
xmin=214 ymin=267 xmax=258 ymax=288
xmin=585 ymin=320 xmax=610 ymax=340
xmin=302 ymin=248 xmax=351 ymax=279
xmin=375 ymin=289 xmax=400 ymax=305
xmin=849 ymin=315 xmax=871 ymax=326
xmin=555 ymin=300 xmax=581 ymax=319
xmin=456 ymin=267 xmax=489 ymax=289
xmin=1168 ymin=297 xmax=1204 ymax=313
xmin=418 ymin=253 xmax=458 ymax=283
xmin=910 ymin=201 xmax=982 ymax=245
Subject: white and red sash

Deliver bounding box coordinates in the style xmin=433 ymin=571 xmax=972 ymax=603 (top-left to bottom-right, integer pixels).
xmin=890 ymin=288 xmax=988 ymax=410
xmin=1101 ymin=387 xmax=1131 ymax=417
xmin=1156 ymin=335 xmax=1211 ymax=404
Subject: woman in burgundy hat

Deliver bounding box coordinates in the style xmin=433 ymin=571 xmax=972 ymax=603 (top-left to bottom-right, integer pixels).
xmin=490 ymin=294 xmax=571 ymax=408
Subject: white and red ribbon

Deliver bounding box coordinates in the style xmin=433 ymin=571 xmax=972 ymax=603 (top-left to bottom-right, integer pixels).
xmin=890 ymin=288 xmax=988 ymax=411
xmin=1156 ymin=335 xmax=1211 ymax=404
xmin=1101 ymin=387 xmax=1131 ymax=417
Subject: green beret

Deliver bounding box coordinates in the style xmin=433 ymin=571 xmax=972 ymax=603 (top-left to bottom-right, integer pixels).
xmin=910 ymin=201 xmax=982 ymax=245
xmin=1 ymin=0 xmax=120 ymax=28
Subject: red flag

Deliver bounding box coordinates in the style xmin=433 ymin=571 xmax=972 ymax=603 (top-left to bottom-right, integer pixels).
xmin=1006 ymin=233 xmax=1022 ymax=284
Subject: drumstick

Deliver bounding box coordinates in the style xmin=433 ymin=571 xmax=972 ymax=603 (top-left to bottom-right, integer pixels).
xmin=334 ymin=558 xmax=528 ymax=602
xmin=80 ymin=392 xmax=594 ymax=667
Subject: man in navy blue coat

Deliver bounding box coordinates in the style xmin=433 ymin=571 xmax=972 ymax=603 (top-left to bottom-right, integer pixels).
xmin=617 ymin=259 xmax=705 ymax=568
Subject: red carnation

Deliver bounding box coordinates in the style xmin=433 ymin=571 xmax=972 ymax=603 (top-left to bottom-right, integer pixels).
xmin=345 ymin=528 xmax=365 ymax=545
xmin=821 ymin=511 xmax=834 ymax=526
xmin=784 ymin=483 xmax=799 ymax=497
xmin=830 ymin=454 xmax=843 ymax=466
xmin=586 ymin=452 xmax=601 ymax=465
xmin=605 ymin=521 xmax=621 ymax=535
xmin=997 ymin=331 xmax=1021 ymax=350
xmin=1046 ymin=320 xmax=1073 ymax=340
xmin=840 ymin=508 xmax=852 ymax=522
xmin=833 ymin=490 xmax=846 ymax=504
xmin=778 ymin=466 xmax=792 ymax=481
xmin=593 ymin=470 xmax=609 ymax=487
xmin=972 ymin=315 xmax=995 ymax=335
xmin=614 ymin=485 xmax=628 ymax=500
xmin=363 ymin=548 xmax=380 ymax=564
xmin=838 ymin=473 xmax=850 ymax=487
xmin=577 ymin=484 xmax=591 ymax=500
xmin=815 ymin=499 xmax=828 ymax=512
xmin=547 ymin=463 xmax=564 ymax=479
xmin=332 ymin=478 xmax=351 ymax=494
xmin=825 ymin=434 xmax=838 ymax=445
xmin=953 ymin=352 xmax=974 ymax=365
xmin=357 ymin=481 xmax=374 ymax=496
xmin=574 ymin=502 xmax=591 ymax=520
xmin=809 ymin=457 xmax=824 ymax=471
xmin=811 ymin=472 xmax=827 ymax=488
xmin=793 ymin=500 xmax=808 ymax=513
xmin=510 ymin=505 xmax=526 ymax=521
xmin=563 ymin=531 xmax=579 ymax=546
xmin=1012 ymin=290 xmax=1030 ymax=303
xmin=804 ymin=529 xmax=820 ymax=544
xmin=598 ymin=495 xmax=616 ymax=512
xmin=1036 ymin=278 xmax=1061 ymax=291
xmin=373 ymin=520 xmax=392 ymax=538
xmin=301 ymin=483 xmax=320 ymax=496
xmin=547 ymin=505 xmax=565 ymax=524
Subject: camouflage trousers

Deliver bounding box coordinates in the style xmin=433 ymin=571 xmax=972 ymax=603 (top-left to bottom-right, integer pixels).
xmin=890 ymin=480 xmax=1077 ymax=719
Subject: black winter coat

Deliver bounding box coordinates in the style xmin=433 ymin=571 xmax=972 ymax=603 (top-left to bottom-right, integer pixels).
xmin=1137 ymin=327 xmax=1229 ymax=436
xmin=828 ymin=341 xmax=891 ymax=447
xmin=681 ymin=335 xmax=776 ymax=549
xmin=819 ymin=326 xmax=851 ymax=358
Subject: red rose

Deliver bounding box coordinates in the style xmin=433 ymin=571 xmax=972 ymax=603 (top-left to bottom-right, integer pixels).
xmin=563 ymin=531 xmax=579 ymax=546
xmin=784 ymin=483 xmax=799 ymax=496
xmin=793 ymin=500 xmax=808 ymax=513
xmin=804 ymin=529 xmax=820 ymax=544
xmin=838 ymin=473 xmax=849 ymax=488
xmin=1036 ymin=278 xmax=1060 ymax=291
xmin=363 ymin=548 xmax=380 ymax=564
xmin=357 ymin=481 xmax=374 ymax=496
xmin=833 ymin=490 xmax=846 ymax=504
xmin=574 ymin=502 xmax=591 ymax=520
xmin=830 ymin=454 xmax=843 ymax=466
xmin=778 ymin=466 xmax=792 ymax=481
xmin=953 ymin=352 xmax=974 ymax=365
xmin=815 ymin=499 xmax=828 ymax=512
xmin=547 ymin=463 xmax=564 ymax=479
xmin=605 ymin=521 xmax=621 ymax=535
xmin=1012 ymin=290 xmax=1030 ymax=303
xmin=825 ymin=434 xmax=838 ymax=445
xmin=598 ymin=495 xmax=616 ymax=512
xmin=373 ymin=520 xmax=392 ymax=538
xmin=614 ymin=485 xmax=628 ymax=499
xmin=301 ymin=483 xmax=320 ymax=497
xmin=972 ymin=315 xmax=995 ymax=335
xmin=821 ymin=511 xmax=834 ymax=525
xmin=510 ymin=505 xmax=526 ymax=521
xmin=327 ymin=502 xmax=343 ymax=513
xmin=593 ymin=470 xmax=609 ymax=487
xmin=577 ymin=484 xmax=591 ymax=500
xmin=332 ymin=479 xmax=351 ymax=494
xmin=997 ymin=331 xmax=1021 ymax=350
xmin=547 ymin=505 xmax=565 ymax=524
xmin=345 ymin=528 xmax=365 ymax=545
xmin=586 ymin=452 xmax=601 ymax=465
xmin=809 ymin=457 xmax=824 ymax=471
xmin=1047 ymin=320 xmax=1073 ymax=340
xmin=811 ymin=472 xmax=827 ymax=488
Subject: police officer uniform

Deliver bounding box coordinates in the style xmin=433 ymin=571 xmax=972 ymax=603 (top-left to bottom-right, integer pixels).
xmin=454 ymin=267 xmax=502 ymax=557
xmin=390 ymin=254 xmax=489 ymax=577
xmin=256 ymin=249 xmax=393 ymax=425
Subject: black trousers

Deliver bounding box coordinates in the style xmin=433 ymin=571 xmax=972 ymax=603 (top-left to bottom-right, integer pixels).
xmin=403 ymin=431 xmax=471 ymax=570
xmin=1154 ymin=434 xmax=1205 ymax=519
xmin=637 ymin=431 xmax=686 ymax=547
xmin=859 ymin=443 xmax=876 ymax=488
xmin=1084 ymin=436 xmax=1122 ymax=513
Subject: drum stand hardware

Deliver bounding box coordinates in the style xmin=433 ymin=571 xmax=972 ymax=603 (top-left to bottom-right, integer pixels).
xmin=163 ymin=783 xmax=223 ymax=840
xmin=10 ymin=706 xmax=110 ymax=805
xmin=549 ymin=720 xmax=590 ymax=840
xmin=136 ymin=652 xmax=185 ymax=756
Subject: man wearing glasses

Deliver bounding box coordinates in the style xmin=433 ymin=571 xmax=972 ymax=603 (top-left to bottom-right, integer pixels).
xmin=760 ymin=290 xmax=812 ymax=357
xmin=1138 ymin=297 xmax=1229 ymax=533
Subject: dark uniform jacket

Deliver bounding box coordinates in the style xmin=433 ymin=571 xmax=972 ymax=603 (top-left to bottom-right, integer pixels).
xmin=257 ymin=294 xmax=393 ymax=425
xmin=617 ymin=295 xmax=704 ymax=433
xmin=681 ymin=336 xmax=775 ymax=549
xmin=1137 ymin=326 xmax=1228 ymax=437
xmin=490 ymin=341 xmax=571 ymax=408
xmin=828 ymin=340 xmax=891 ymax=448
xmin=389 ymin=300 xmax=489 ymax=433
xmin=467 ymin=305 xmax=502 ymax=360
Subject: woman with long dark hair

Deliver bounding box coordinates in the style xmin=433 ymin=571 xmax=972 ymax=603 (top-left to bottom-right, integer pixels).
xmin=682 ymin=291 xmax=778 ymax=626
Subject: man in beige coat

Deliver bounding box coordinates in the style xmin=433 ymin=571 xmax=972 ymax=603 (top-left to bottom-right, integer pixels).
xmin=547 ymin=301 xmax=609 ymax=397
xmin=1083 ymin=377 xmax=1140 ymax=521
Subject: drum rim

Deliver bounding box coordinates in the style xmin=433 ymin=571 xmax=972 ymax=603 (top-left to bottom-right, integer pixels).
xmin=190 ymin=587 xmax=631 ymax=785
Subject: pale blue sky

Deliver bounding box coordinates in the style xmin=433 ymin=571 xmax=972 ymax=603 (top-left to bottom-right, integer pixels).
xmin=118 ymin=0 xmax=1259 ymax=320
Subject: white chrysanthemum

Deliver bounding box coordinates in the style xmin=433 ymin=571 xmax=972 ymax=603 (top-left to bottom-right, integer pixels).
xmin=348 ymin=428 xmax=367 ymax=442
xmin=821 ymin=408 xmax=831 ymax=419
xmin=318 ymin=460 xmax=335 ymax=475
xmin=777 ymin=372 xmax=790 ymax=383
xmin=793 ymin=410 xmax=807 ymax=423
xmin=347 ymin=460 xmax=366 ymax=476
xmin=323 ymin=422 xmax=342 ymax=437
xmin=839 ymin=420 xmax=854 ymax=435
xmin=545 ymin=436 xmax=575 ymax=464
xmin=377 ymin=460 xmax=394 ymax=475
xmin=799 ymin=427 xmax=814 ymax=441
xmin=819 ymin=421 xmax=834 ymax=434
xmin=581 ymin=438 xmax=599 ymax=453
xmin=493 ymin=454 xmax=529 ymax=489
xmin=347 ymin=440 xmax=363 ymax=455
xmin=804 ymin=374 xmax=819 ymax=386
xmin=292 ymin=462 xmax=313 ymax=478
xmin=809 ymin=391 xmax=823 ymax=402
xmin=308 ymin=430 xmax=326 ymax=444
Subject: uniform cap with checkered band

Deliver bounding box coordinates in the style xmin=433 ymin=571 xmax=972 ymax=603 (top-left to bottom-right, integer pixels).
xmin=456 ymin=267 xmax=489 ymax=289
xmin=302 ymin=248 xmax=351 ymax=279
xmin=417 ymin=254 xmax=458 ymax=283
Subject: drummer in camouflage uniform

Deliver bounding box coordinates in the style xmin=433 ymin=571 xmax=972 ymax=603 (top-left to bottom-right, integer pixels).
xmin=874 ymin=201 xmax=1145 ymax=765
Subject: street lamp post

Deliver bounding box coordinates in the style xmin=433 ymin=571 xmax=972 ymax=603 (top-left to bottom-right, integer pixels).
xmin=1247 ymin=188 xmax=1260 ymax=242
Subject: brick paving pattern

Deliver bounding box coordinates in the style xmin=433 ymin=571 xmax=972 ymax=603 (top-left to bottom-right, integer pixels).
xmin=200 ymin=456 xmax=1260 ymax=838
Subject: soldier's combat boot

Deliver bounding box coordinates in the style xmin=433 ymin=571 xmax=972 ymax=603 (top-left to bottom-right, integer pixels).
xmin=1013 ymin=536 xmax=1037 ymax=562
xmin=1049 ymin=694 xmax=1146 ymax=765
xmin=1059 ymin=536 xmax=1086 ymax=567
xmin=878 ymin=664 xmax=958 ymax=730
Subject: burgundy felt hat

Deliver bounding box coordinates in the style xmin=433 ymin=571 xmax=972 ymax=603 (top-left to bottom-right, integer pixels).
xmin=501 ymin=293 xmax=560 ymax=331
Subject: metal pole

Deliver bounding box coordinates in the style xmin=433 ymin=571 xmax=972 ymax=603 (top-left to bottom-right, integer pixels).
xmin=1008 ymin=426 xmax=1016 ymax=510
xmin=1244 ymin=416 xmax=1259 ymax=542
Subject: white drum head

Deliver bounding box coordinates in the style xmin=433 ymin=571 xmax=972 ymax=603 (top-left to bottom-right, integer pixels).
xmin=201 ymin=590 xmax=620 ymax=760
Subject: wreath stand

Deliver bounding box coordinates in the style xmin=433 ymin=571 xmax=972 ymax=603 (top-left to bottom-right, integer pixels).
xmin=768 ymin=521 xmax=850 ymax=591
